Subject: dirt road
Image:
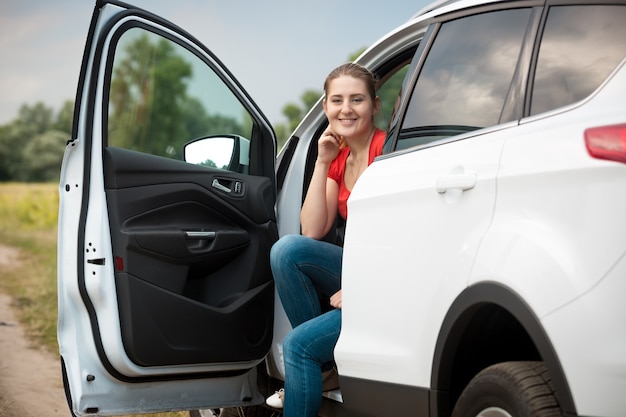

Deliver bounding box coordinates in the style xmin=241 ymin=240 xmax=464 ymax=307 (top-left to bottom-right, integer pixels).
xmin=0 ymin=244 xmax=69 ymax=416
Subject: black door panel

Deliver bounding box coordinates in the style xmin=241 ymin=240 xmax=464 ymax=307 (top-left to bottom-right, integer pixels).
xmin=103 ymin=147 xmax=277 ymax=367
xmin=116 ymin=274 xmax=274 ymax=367
xmin=103 ymin=147 xmax=275 ymax=223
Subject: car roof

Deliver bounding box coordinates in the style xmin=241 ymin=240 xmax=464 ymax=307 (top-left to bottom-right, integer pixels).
xmin=350 ymin=0 xmax=534 ymax=71
xmin=412 ymin=0 xmax=524 ymax=20
xmin=414 ymin=0 xmax=465 ymax=17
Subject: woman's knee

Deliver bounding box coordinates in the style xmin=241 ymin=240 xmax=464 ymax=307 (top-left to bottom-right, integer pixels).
xmin=270 ymin=235 xmax=313 ymax=271
xmin=271 ymin=235 xmax=297 ymax=276
xmin=282 ymin=327 xmax=305 ymax=363
xmin=272 ymin=234 xmax=312 ymax=254
xmin=283 ymin=311 xmax=341 ymax=363
xmin=271 ymin=234 xmax=297 ymax=259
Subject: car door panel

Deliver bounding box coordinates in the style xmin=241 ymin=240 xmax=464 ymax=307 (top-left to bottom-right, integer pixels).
xmin=103 ymin=148 xmax=276 ymax=367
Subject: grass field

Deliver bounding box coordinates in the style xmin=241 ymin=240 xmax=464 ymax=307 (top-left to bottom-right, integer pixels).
xmin=0 ymin=182 xmax=58 ymax=349
xmin=0 ymin=182 xmax=189 ymax=417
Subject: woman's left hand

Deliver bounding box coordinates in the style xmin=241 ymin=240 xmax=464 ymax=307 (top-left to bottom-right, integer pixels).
xmin=330 ymin=290 xmax=342 ymax=309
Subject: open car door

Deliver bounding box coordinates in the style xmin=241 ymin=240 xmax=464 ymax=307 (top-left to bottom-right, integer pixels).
xmin=57 ymin=1 xmax=277 ymax=415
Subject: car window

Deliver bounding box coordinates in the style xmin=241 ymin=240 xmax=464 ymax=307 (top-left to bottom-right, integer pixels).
xmin=106 ymin=27 xmax=253 ymax=171
xmin=530 ymin=5 xmax=626 ymax=116
xmin=398 ymin=8 xmax=532 ymax=150
xmin=375 ymin=65 xmax=409 ymax=131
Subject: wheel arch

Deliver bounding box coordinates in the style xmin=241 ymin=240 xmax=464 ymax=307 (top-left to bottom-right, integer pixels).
xmin=430 ymin=282 xmax=576 ymax=417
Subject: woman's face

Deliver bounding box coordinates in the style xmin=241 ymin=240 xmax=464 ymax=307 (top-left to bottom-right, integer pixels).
xmin=323 ymin=75 xmax=379 ymax=140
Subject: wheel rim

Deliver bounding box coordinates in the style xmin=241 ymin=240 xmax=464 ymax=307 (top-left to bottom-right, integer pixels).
xmin=476 ymin=407 xmax=513 ymax=417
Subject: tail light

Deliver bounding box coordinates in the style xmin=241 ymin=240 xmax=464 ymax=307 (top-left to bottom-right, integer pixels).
xmin=585 ymin=124 xmax=626 ymax=164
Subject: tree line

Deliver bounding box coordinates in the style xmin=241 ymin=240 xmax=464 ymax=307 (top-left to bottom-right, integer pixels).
xmin=0 ymin=42 xmax=402 ymax=183
xmin=0 ymin=101 xmax=73 ymax=182
xmin=0 ymin=31 xmax=329 ymax=183
xmin=0 ymin=93 xmax=314 ymax=183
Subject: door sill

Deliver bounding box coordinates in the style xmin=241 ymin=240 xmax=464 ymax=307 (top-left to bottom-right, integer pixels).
xmin=322 ymin=389 xmax=342 ymax=403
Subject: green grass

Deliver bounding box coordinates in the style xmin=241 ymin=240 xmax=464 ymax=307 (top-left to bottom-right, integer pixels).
xmin=0 ymin=183 xmax=58 ymax=349
xmin=0 ymin=183 xmax=188 ymax=417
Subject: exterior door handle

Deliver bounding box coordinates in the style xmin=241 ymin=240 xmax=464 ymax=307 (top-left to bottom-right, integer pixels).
xmin=435 ymin=174 xmax=476 ymax=193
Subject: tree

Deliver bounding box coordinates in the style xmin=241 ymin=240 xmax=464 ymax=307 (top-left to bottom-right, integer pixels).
xmin=375 ymin=66 xmax=408 ymax=130
xmin=349 ymin=48 xmax=366 ymax=62
xmin=275 ymin=89 xmax=323 ymax=150
xmin=0 ymin=124 xmax=15 ymax=181
xmin=283 ymin=89 xmax=323 ymax=132
xmin=17 ymin=102 xmax=53 ymax=136
xmin=21 ymin=130 xmax=68 ymax=182
xmin=0 ymin=101 xmax=71 ymax=182
xmin=301 ymin=90 xmax=322 ymax=111
xmin=282 ymin=103 xmax=302 ymax=131
xmin=0 ymin=46 xmax=402 ymax=180
xmin=108 ymin=33 xmax=193 ymax=156
xmin=0 ymin=102 xmax=54 ymax=181
xmin=53 ymin=100 xmax=74 ymax=135
xmin=273 ymin=124 xmax=289 ymax=151
xmin=107 ymin=31 xmax=250 ymax=160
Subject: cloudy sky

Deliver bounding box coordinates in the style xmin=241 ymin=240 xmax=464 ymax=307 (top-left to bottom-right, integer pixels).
xmin=0 ymin=0 xmax=431 ymax=126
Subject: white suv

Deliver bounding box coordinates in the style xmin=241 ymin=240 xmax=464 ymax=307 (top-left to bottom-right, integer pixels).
xmin=58 ymin=1 xmax=626 ymax=416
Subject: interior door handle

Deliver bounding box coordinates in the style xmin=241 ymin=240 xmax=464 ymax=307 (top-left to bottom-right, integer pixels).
xmin=212 ymin=178 xmax=232 ymax=193
xmin=436 ymin=174 xmax=476 ymax=193
xmin=185 ymin=231 xmax=216 ymax=240
xmin=212 ymin=178 xmax=244 ymax=194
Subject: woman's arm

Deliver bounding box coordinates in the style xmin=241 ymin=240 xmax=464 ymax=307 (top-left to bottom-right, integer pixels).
xmin=300 ymin=131 xmax=341 ymax=239
xmin=301 ymin=162 xmax=339 ymax=239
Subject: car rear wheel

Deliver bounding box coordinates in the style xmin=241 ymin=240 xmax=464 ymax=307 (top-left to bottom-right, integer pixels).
xmin=451 ymin=361 xmax=562 ymax=417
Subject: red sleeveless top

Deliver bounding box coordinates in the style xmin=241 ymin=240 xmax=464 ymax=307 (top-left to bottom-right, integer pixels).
xmin=327 ymin=128 xmax=385 ymax=220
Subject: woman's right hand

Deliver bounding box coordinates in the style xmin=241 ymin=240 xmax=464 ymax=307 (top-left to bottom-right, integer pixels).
xmin=330 ymin=290 xmax=342 ymax=310
xmin=317 ymin=130 xmax=343 ymax=164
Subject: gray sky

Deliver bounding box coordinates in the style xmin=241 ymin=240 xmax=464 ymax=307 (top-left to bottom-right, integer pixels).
xmin=0 ymin=0 xmax=430 ymax=126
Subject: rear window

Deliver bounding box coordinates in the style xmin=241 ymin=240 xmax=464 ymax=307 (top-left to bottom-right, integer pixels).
xmin=531 ymin=5 xmax=626 ymax=115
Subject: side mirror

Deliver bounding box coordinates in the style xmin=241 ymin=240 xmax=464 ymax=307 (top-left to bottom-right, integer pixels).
xmin=184 ymin=135 xmax=250 ymax=174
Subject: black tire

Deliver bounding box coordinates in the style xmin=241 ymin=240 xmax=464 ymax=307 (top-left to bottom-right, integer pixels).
xmin=452 ymin=361 xmax=563 ymax=417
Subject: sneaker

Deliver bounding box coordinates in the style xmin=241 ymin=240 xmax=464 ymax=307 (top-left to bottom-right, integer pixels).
xmin=265 ymin=388 xmax=284 ymax=409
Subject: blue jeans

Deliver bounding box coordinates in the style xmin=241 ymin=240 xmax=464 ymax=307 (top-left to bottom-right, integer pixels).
xmin=283 ymin=309 xmax=341 ymax=417
xmin=270 ymin=235 xmax=343 ymax=417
